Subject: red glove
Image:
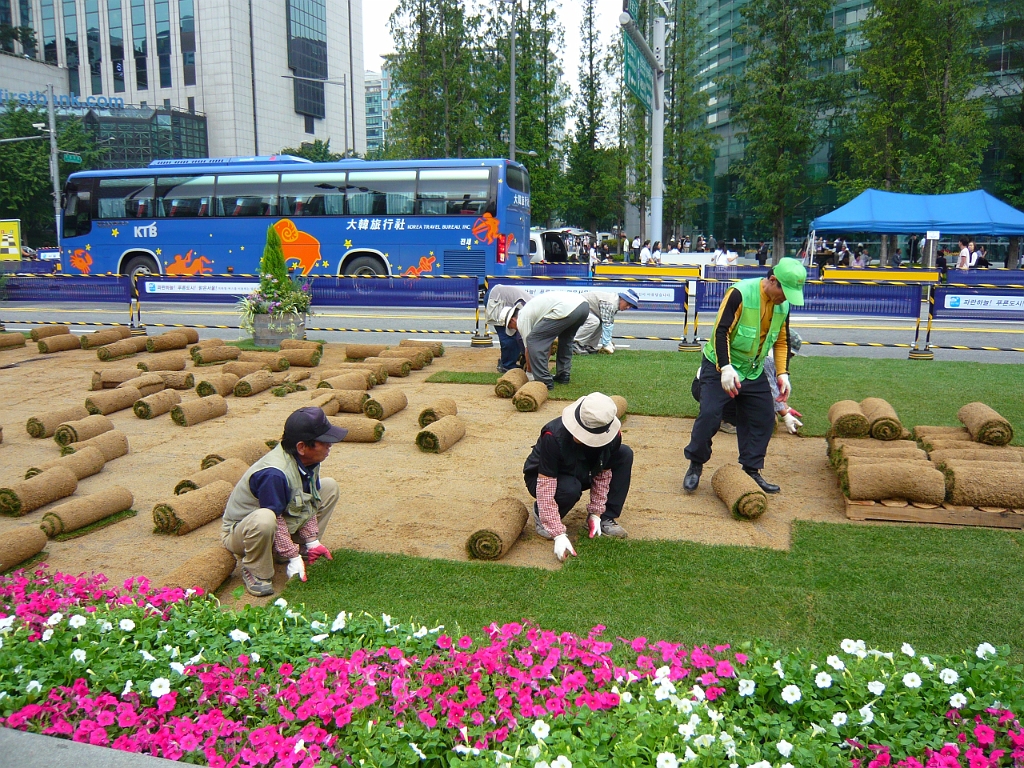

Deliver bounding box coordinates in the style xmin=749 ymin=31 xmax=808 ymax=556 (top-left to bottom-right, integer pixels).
xmin=305 ymin=539 xmax=333 ymax=565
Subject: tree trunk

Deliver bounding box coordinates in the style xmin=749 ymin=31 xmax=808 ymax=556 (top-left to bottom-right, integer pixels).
xmin=1007 ymin=236 xmax=1020 ymax=269
xmin=772 ymin=212 xmax=785 ymax=267
xmin=878 ymin=236 xmax=889 ymax=267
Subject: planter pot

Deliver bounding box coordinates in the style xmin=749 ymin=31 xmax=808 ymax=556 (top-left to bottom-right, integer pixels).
xmin=251 ymin=313 xmax=306 ymax=347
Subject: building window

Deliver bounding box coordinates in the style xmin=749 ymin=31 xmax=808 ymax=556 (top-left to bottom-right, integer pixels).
xmin=108 ymin=0 xmax=125 ymax=93
xmin=179 ymin=0 xmax=195 ymax=85
xmin=17 ymin=0 xmax=35 ymax=56
xmin=305 ymin=114 xmax=315 ymax=134
xmin=85 ymin=0 xmax=102 ymax=94
xmin=187 ymin=95 xmax=194 ymax=112
xmin=155 ymin=0 xmax=170 ymax=88
xmin=41 ymin=0 xmax=57 ymax=64
xmin=131 ymin=0 xmax=147 ymax=90
xmin=0 ymin=1 xmax=11 ymax=53
xmin=63 ymin=0 xmax=80 ymax=96
xmin=286 ymin=0 xmax=327 ymax=120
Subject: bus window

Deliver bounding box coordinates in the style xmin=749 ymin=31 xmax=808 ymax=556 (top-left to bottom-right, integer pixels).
xmin=214 ymin=174 xmax=279 ymax=217
xmin=417 ymin=168 xmax=492 ymax=216
xmin=279 ymin=172 xmax=345 ymax=216
xmin=347 ymin=170 xmax=415 ymax=216
xmin=507 ymin=165 xmax=530 ymax=195
xmin=63 ymin=179 xmax=93 ymax=238
xmin=155 ymin=175 xmax=216 ymax=217
xmin=96 ymin=177 xmax=155 ymax=219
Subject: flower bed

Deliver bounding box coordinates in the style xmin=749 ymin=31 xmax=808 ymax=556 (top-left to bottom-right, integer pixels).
xmin=1 ymin=567 xmax=1022 ymax=767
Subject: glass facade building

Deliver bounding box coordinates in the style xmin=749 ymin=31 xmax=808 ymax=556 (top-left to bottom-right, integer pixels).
xmin=365 ymin=69 xmax=382 ymax=151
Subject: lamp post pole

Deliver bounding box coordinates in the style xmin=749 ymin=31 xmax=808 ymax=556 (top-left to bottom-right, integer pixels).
xmin=509 ymin=0 xmax=516 ymax=163
xmin=47 ymin=83 xmax=61 ymax=247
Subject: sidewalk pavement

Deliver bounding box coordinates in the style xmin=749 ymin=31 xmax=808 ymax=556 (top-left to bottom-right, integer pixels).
xmin=0 ymin=727 xmax=180 ymax=767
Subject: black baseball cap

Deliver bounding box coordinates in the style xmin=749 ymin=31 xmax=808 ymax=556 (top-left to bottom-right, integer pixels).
xmin=283 ymin=406 xmax=347 ymax=445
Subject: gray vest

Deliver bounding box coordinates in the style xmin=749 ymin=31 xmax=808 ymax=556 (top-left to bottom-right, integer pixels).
xmin=222 ymin=444 xmax=320 ymax=534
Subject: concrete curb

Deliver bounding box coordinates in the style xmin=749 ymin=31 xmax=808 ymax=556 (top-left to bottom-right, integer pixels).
xmin=0 ymin=727 xmax=181 ymax=766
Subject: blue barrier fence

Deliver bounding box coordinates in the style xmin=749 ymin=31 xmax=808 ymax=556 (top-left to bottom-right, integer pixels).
xmin=487 ymin=277 xmax=688 ymax=312
xmin=932 ymin=286 xmax=1024 ymax=322
xmin=530 ymin=263 xmax=591 ymax=278
xmin=0 ymin=261 xmax=57 ymax=274
xmin=695 ymin=280 xmax=922 ymax=318
xmin=704 ymin=265 xmax=821 ymax=281
xmin=3 ymin=274 xmax=131 ymax=302
xmin=947 ymin=270 xmax=1024 ymax=287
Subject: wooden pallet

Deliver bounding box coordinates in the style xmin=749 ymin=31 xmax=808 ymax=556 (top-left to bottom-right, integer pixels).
xmin=844 ymin=499 xmax=1024 ymax=529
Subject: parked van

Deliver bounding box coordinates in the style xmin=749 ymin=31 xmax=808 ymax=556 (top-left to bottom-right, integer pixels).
xmin=529 ymin=230 xmax=570 ymax=263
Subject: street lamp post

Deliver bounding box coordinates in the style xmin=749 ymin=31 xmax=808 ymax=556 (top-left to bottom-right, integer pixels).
xmin=498 ymin=0 xmax=517 ymax=162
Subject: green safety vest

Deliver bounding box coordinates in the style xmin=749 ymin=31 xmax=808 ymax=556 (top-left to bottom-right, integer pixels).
xmin=703 ymin=277 xmax=789 ymax=381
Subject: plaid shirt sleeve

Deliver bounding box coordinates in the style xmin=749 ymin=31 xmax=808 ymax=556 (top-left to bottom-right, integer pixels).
xmin=536 ymin=475 xmax=566 ymax=537
xmin=599 ymin=301 xmax=617 ymax=347
xmin=587 ymin=469 xmax=612 ymax=517
xmin=273 ymin=516 xmax=300 ymax=560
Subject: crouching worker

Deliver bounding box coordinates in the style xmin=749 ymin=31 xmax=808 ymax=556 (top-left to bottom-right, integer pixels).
xmin=524 ymin=393 xmax=633 ymax=562
xmin=572 ymin=289 xmax=640 ymax=355
xmin=221 ymin=406 xmax=345 ymax=596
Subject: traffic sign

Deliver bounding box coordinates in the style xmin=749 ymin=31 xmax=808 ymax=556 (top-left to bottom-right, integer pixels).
xmin=61 ymin=152 xmax=82 ymax=164
xmin=624 ymin=33 xmax=653 ymax=112
xmin=623 ymin=0 xmax=640 ymax=19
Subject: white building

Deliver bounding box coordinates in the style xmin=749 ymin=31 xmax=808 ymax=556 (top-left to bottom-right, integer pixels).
xmin=0 ymin=0 xmax=365 ymax=158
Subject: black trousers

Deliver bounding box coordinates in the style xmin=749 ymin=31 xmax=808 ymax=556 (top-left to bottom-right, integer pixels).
xmin=684 ymin=357 xmax=775 ymax=471
xmin=526 ymin=445 xmax=634 ymax=520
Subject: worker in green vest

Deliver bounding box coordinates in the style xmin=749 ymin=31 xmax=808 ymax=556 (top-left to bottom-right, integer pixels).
xmin=682 ymin=260 xmax=807 ymax=494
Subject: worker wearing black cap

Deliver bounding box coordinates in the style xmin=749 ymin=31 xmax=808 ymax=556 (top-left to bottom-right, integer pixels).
xmin=221 ymin=406 xmax=347 ymax=596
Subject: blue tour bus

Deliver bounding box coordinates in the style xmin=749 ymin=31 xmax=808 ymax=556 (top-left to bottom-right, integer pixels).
xmin=59 ymin=155 xmax=532 ymax=284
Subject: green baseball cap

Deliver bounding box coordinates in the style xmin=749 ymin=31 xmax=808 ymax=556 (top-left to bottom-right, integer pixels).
xmin=773 ymin=258 xmax=807 ymax=306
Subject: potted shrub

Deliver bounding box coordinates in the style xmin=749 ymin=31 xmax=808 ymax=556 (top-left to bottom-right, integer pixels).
xmin=238 ymin=224 xmax=313 ymax=346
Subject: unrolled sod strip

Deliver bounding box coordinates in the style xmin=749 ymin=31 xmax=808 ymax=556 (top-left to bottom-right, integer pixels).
xmin=318 ymin=373 xmax=372 ymax=391
xmin=860 ymin=397 xmax=903 ymax=441
xmin=271 ymin=382 xmax=307 ymax=396
xmin=610 ymin=395 xmax=628 ymax=420
xmin=418 ymin=397 xmax=458 ymax=427
xmin=0 ymin=333 xmax=26 ymax=349
xmin=171 ymin=394 xmax=228 ymax=426
xmin=146 ymin=331 xmax=189 ymax=352
xmin=280 ymin=339 xmax=323 ymax=352
xmin=79 ymin=328 xmax=132 ymax=348
xmin=309 ymin=392 xmax=341 ymax=417
xmin=156 ymin=371 xmax=195 ymax=390
xmin=364 ymin=356 xmax=412 ymax=377
xmin=0 ymin=526 xmax=48 ymax=571
xmin=238 ymin=351 xmax=290 ymax=371
xmin=54 ymin=414 xmax=114 ymax=446
xmin=85 ymin=386 xmax=142 ymax=415
xmin=158 ymin=545 xmax=237 ymax=593
xmin=712 ymin=464 xmax=768 ymax=520
xmin=234 ymin=370 xmax=277 ymax=397
xmin=61 ymin=429 xmax=129 ymax=460
xmin=280 ymin=348 xmax=321 ymax=367
xmin=26 ymin=405 xmax=90 ymax=438
xmin=958 ymin=402 xmax=1014 ymax=446
xmin=222 ymin=361 xmax=263 ymax=378
xmin=137 ymin=352 xmax=187 ymax=372
xmin=914 ymin=425 xmax=972 ymax=442
xmin=942 ymin=460 xmax=1024 ymax=508
xmin=379 ymin=348 xmax=428 ymax=369
xmin=119 ymin=373 xmax=165 ymax=397
xmin=39 ymin=486 xmax=134 ymax=538
xmin=930 ymin=447 xmax=1024 ymax=466
xmin=192 ymin=345 xmax=242 ymax=365
xmin=96 ymin=336 xmax=149 ymax=361
xmin=152 ymin=480 xmax=234 ymax=535
xmin=0 ymin=466 xmax=78 ymax=517
xmin=174 ymin=457 xmax=249 ymax=495
xmin=495 ymin=369 xmax=529 ymax=398
xmin=196 ymin=373 xmax=239 ymax=397
xmin=416 ymin=414 xmax=466 ymax=453
xmin=201 ymin=438 xmax=273 ymax=470
xmin=25 ymin=446 xmax=105 ymax=480
xmin=399 ymin=339 xmax=443 ymax=356
xmin=133 ymin=388 xmax=182 ymax=419
xmin=844 ymin=460 xmax=946 ymax=504
xmin=30 ymin=326 xmax=70 ymax=342
xmin=827 ymin=400 xmax=870 ymax=438
xmin=345 ymin=343 xmax=388 ymax=360
xmin=363 ymin=389 xmax=408 ymax=420
xmin=513 ymin=381 xmax=549 ymax=412
xmin=330 ymin=416 xmax=385 ymax=442
xmin=465 ymin=498 xmax=529 ymax=560
xmin=38 ymin=334 xmax=82 ymax=353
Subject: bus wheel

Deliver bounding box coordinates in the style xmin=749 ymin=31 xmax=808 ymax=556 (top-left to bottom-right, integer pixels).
xmin=123 ymin=255 xmax=158 ymax=297
xmin=343 ymin=256 xmax=386 ymax=277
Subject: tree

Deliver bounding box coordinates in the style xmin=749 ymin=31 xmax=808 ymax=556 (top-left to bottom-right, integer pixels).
xmin=989 ymin=0 xmax=1024 ymax=209
xmin=279 ymin=139 xmax=343 ymax=162
xmin=727 ymin=0 xmax=846 ymax=262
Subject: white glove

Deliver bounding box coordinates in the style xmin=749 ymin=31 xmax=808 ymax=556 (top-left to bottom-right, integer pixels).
xmin=553 ymin=534 xmax=577 ymax=562
xmin=588 ymin=514 xmax=602 ymax=538
xmin=526 ymin=370 xmax=536 ymax=381
xmin=286 ymin=556 xmax=307 ymax=582
xmin=777 ymin=373 xmax=791 ymax=401
xmin=720 ymin=364 xmax=741 ymax=396
xmin=782 ymin=411 xmax=803 ymax=434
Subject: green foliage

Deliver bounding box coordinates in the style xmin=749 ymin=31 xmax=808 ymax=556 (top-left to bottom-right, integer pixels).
xmin=237 ymin=225 xmax=313 ymax=332
xmin=278 ymin=138 xmax=343 ymax=162
xmin=260 ymin=224 xmax=290 ymax=285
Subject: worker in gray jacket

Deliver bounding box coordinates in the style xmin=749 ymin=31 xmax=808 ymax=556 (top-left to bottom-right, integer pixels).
xmin=485 ymin=284 xmax=532 ymax=373
xmin=507 ymin=291 xmax=589 ymax=390
xmin=573 ymin=289 xmax=640 ymax=355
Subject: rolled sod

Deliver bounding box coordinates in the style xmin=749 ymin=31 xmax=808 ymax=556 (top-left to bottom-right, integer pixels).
xmin=0 ymin=466 xmax=78 ymax=517
xmin=399 ymin=338 xmax=444 ymax=356
xmin=38 ymin=334 xmax=83 ymax=353
xmin=54 ymin=414 xmax=114 ymax=446
xmin=158 ymin=545 xmax=237 ymax=593
xmin=79 ymin=329 xmax=127 ymax=349
xmin=96 ymin=336 xmax=149 ymax=361
xmin=238 ymin=351 xmax=290 ymax=372
xmin=284 ymin=370 xmax=312 ymax=383
xmin=174 ymin=328 xmax=200 ymax=344
xmin=330 ymin=417 xmax=385 ymax=443
xmin=611 ymin=395 xmax=628 ymax=420
xmin=418 ymin=397 xmax=458 ymax=428
xmin=201 ymin=438 xmax=272 ymax=470
xmin=30 ymin=325 xmax=69 ymax=342
xmin=465 ymin=498 xmax=529 ymax=560
xmin=333 ymin=390 xmax=368 ymax=414
xmin=364 ymin=356 xmax=412 ymax=378
xmin=234 ymin=370 xmax=276 ymax=397
xmin=860 ymin=398 xmax=903 ymax=441
xmin=0 ymin=332 xmax=26 ymax=349
xmin=930 ymin=447 xmax=1024 ymax=466
xmin=343 ymin=363 xmax=388 ymax=385
xmin=280 ymin=339 xmax=323 ymax=352
xmin=137 ymin=352 xmax=187 ymax=372
xmin=844 ymin=460 xmax=946 ymax=504
xmin=345 ymin=343 xmax=388 ymax=360
xmin=171 ymin=395 xmax=228 ymax=426
xmin=924 ymin=437 xmax=1016 ymax=454
xmin=85 ymin=386 xmax=142 ymax=416
xmin=61 ymin=429 xmax=129 ymax=461
xmin=828 ymin=438 xmax=925 ymax=468
xmin=134 ymin=388 xmax=182 ymax=419
xmin=27 ymin=405 xmax=90 ymax=439
xmin=380 ymin=348 xmax=428 ymax=369
xmin=310 ymin=392 xmax=341 ymax=417
xmin=495 ymin=369 xmax=529 ymax=398
xmin=157 ymin=371 xmax=195 ymax=390
xmin=146 ymin=332 xmax=189 ymax=353
xmin=958 ymin=402 xmax=1014 ymax=446
xmin=192 ymin=337 xmax=226 ymax=350
xmin=280 ymin=348 xmax=321 ymax=367
xmin=39 ymin=486 xmax=134 ymax=538
xmin=827 ymin=400 xmax=870 ymax=438
xmin=416 ymin=414 xmax=466 ymax=453
xmin=0 ymin=526 xmax=47 ymax=570
xmin=712 ymin=464 xmax=768 ymax=520
xmin=363 ymin=389 xmax=408 ymax=420
xmin=271 ymin=382 xmax=307 ymax=396
xmin=318 ymin=373 xmax=372 ymax=391
xmin=196 ymin=373 xmax=239 ymax=397
xmin=193 ymin=345 xmax=242 ymax=364
xmin=837 ymin=455 xmax=932 ymax=478
xmin=834 ymin=445 xmax=928 ymax=471
xmin=174 ymin=457 xmax=249 ymax=495
xmin=942 ymin=460 xmax=1024 ymax=508
xmin=914 ymin=425 xmax=972 ymax=442
xmin=222 ymin=361 xmax=263 ymax=378
xmin=25 ymin=446 xmax=105 ymax=481
xmin=513 ymin=381 xmax=549 ymax=412
xmin=152 ymin=480 xmax=234 ymax=535
xmin=91 ymin=368 xmax=140 ymax=390
xmin=120 ymin=373 xmax=165 ymax=397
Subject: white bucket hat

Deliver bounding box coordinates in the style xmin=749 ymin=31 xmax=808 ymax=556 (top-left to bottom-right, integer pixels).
xmin=561 ymin=393 xmax=621 ymax=447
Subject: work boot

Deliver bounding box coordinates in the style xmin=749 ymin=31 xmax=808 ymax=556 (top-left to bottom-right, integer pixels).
xmin=241 ymin=567 xmax=274 ymax=597
xmin=744 ymin=468 xmax=780 ymax=494
xmin=719 ymin=421 xmax=737 ymax=434
xmin=533 ymin=503 xmax=554 ymax=540
xmin=553 ymin=373 xmax=571 ymax=384
xmin=683 ymin=461 xmax=703 ymax=493
xmin=600 ymin=519 xmax=628 ymax=538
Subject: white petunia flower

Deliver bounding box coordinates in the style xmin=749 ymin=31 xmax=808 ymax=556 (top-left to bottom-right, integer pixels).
xmin=122 ymin=680 xmax=133 ymax=696
xmin=68 ymin=615 xmax=87 ymax=629
xmin=675 ymin=697 xmax=694 ymax=714
xmin=310 ymin=621 xmax=326 ymax=631
xmin=414 ymin=626 xmax=428 ymax=638
xmin=526 ymin=745 xmax=541 ymax=761
xmin=150 ymin=677 xmax=171 ymax=697
xmin=98 ymin=620 xmax=113 ymax=633
xmin=311 ymin=634 xmax=328 ymax=643
xmin=903 ymin=672 xmax=922 ymax=689
xmin=531 ymin=720 xmax=550 ymax=741
xmin=274 ymin=598 xmax=288 ymax=608
xmin=832 ymin=712 xmax=848 ymax=727
xmin=619 ymin=691 xmax=632 ymax=704
xmin=826 ymin=655 xmax=845 ymax=671
xmin=692 ymin=734 xmax=714 ymax=749
xmin=738 ymin=679 xmax=755 ymax=696
xmin=41 ymin=629 xmax=53 ymax=642
xmin=773 ymin=660 xmax=785 ymax=678
xmin=655 ymin=665 xmax=671 ymax=680
xmin=867 ymin=680 xmax=886 ymax=696
xmin=656 ymin=752 xmax=679 ymax=768
xmin=46 ymin=612 xmax=63 ymax=626
xmin=841 ymin=638 xmax=858 ymax=653
xmin=815 ymin=672 xmax=832 ymax=689
xmin=777 ymin=739 xmax=794 ymax=758
xmin=683 ymin=748 xmax=697 ymax=763
xmin=782 ymin=764 xmax=795 ymax=768
xmin=409 ymin=743 xmax=427 ymax=761
xmin=781 ymin=685 xmax=802 ymax=704
xmin=331 ymin=612 xmax=347 ymax=632
xmin=169 ymin=662 xmax=185 ymax=675
xmin=859 ymin=704 xmax=874 ymax=725
xmin=939 ymin=668 xmax=959 ymax=685
xmin=949 ymin=692 xmax=967 ymax=709
xmin=251 ymin=652 xmax=260 ymax=662
xmin=810 ymin=723 xmax=826 ymax=736
xmin=534 ymin=763 xmax=550 ymax=768
xmin=26 ymin=680 xmax=42 ymax=693
xmin=119 ymin=619 xmax=136 ymax=632
xmin=139 ymin=650 xmax=156 ymax=661
xmin=976 ymin=643 xmax=996 ymax=660
xmin=382 ymin=614 xmax=392 ymax=627
xmin=551 ymin=756 xmax=572 ymax=768
xmin=901 ymin=643 xmax=915 ymax=657
xmin=229 ymin=629 xmax=250 ymax=643
xmin=921 ymin=656 xmax=935 ymax=671
xmin=71 ymin=649 xmax=86 ymax=663
xmin=690 ymin=685 xmax=705 ymax=702
xmin=707 ymin=708 xmax=724 ymax=723
xmin=0 ymin=615 xmax=15 ymax=631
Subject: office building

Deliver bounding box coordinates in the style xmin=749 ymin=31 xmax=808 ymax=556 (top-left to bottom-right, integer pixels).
xmin=365 ymin=69 xmax=381 ymax=152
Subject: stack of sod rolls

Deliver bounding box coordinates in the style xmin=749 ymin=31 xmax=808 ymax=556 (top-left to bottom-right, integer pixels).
xmin=363 ymin=390 xmax=408 ymax=420
xmin=843 ymin=459 xmax=946 ymax=504
xmin=24 ymin=446 xmax=106 ymax=480
xmin=513 ymin=382 xmax=549 ymax=412
xmin=416 ymin=415 xmax=466 ymax=453
xmin=330 ymin=416 xmax=385 ymax=443
xmin=30 ymin=326 xmax=70 ymax=342
xmin=958 ymin=402 xmax=1015 ymax=446
xmin=152 ymin=480 xmax=234 ymax=534
xmin=0 ymin=526 xmax=48 ymax=570
xmin=827 ymin=401 xmax=871 ymax=439
xmin=495 ymin=369 xmax=529 ymax=399
xmin=0 ymin=466 xmax=78 ymax=517
xmin=146 ymin=331 xmax=189 ymax=352
xmin=418 ymin=398 xmax=458 ymax=427
xmin=134 ymin=389 xmax=182 ymax=419
xmin=54 ymin=415 xmax=114 ymax=446
xmin=201 ymin=439 xmax=273 ymax=470
xmin=712 ymin=465 xmax=768 ymax=520
xmin=192 ymin=345 xmax=242 ymax=365
xmin=38 ymin=334 xmax=83 ymax=353
xmin=61 ymin=430 xmax=129 ymax=459
xmin=95 ymin=336 xmax=149 ymax=361
xmin=171 ymin=394 xmax=228 ymax=426
xmin=137 ymin=352 xmax=187 ymax=372
xmin=196 ymin=373 xmax=239 ymax=397
xmin=174 ymin=458 xmax=249 ymax=495
xmin=26 ymin=405 xmax=90 ymax=439
xmin=158 ymin=545 xmax=238 ymax=593
xmin=465 ymin=498 xmax=528 ymax=560
xmin=40 ymin=487 xmax=135 ymax=539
